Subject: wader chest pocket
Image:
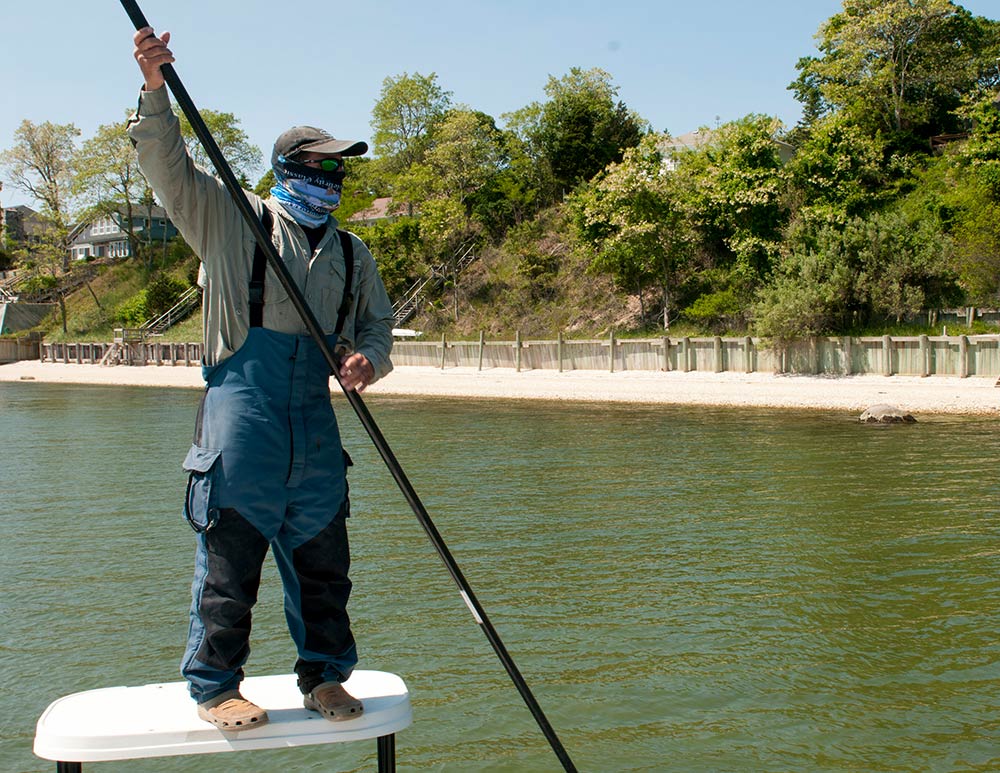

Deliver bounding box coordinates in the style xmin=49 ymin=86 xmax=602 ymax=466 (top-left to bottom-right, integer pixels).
xmin=182 ymin=445 xmax=222 ymax=532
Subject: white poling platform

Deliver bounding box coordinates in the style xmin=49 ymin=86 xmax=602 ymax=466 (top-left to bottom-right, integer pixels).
xmin=34 ymin=671 xmax=411 ymax=762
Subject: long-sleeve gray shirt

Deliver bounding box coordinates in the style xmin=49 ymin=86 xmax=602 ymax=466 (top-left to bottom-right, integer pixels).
xmin=127 ymin=86 xmax=394 ymax=381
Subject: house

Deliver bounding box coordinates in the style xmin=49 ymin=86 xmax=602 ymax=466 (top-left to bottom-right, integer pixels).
xmin=658 ymin=128 xmax=795 ymax=171
xmin=346 ymin=197 xmax=409 ymax=227
xmin=68 ymin=205 xmax=178 ymax=261
xmin=1 ymin=204 xmax=46 ymax=250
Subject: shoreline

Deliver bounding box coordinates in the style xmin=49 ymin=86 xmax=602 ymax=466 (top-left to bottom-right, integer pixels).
xmin=1 ymin=360 xmax=998 ymax=415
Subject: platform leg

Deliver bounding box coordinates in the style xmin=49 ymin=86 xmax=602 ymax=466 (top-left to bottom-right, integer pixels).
xmin=56 ymin=763 xmax=82 ymax=773
xmin=377 ymin=733 xmax=395 ymax=773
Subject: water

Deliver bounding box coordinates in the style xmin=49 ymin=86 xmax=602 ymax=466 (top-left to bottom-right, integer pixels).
xmin=1 ymin=382 xmax=998 ymax=772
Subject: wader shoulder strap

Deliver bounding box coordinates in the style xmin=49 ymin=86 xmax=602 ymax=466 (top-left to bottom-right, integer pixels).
xmin=334 ymin=229 xmax=354 ymax=338
xmin=249 ymin=217 xmax=354 ymax=336
xmin=248 ymin=205 xmax=274 ymax=329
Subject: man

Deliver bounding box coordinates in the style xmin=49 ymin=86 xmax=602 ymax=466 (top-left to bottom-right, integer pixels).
xmin=130 ymin=27 xmax=394 ymax=730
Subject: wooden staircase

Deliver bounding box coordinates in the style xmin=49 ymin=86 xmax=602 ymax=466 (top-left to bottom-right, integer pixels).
xmin=392 ymin=242 xmax=477 ymax=327
xmin=140 ymin=286 xmax=201 ymax=335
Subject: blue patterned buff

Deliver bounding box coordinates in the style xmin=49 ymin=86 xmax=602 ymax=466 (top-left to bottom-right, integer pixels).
xmin=270 ymin=155 xmax=345 ymax=227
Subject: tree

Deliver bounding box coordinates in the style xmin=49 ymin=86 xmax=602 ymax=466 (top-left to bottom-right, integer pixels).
xmin=574 ymin=115 xmax=791 ymax=332
xmin=534 ymin=68 xmax=647 ymax=194
xmin=0 ymin=120 xmax=80 ymax=268
xmin=902 ymin=100 xmax=1000 ymax=303
xmin=669 ymin=116 xmax=790 ymax=306
xmin=177 ymin=108 xmax=262 ymax=186
xmin=502 ymin=102 xmax=558 ymax=206
xmin=72 ymin=119 xmax=152 ymax=263
xmin=788 ymin=56 xmax=833 ymax=134
xmin=785 ymin=112 xmax=903 ymax=224
xmin=423 ymin=110 xmax=504 ymax=208
xmin=755 ymin=209 xmax=960 ymax=339
xmin=573 ymin=135 xmax=696 ymax=329
xmin=11 ymin=217 xmax=73 ymax=332
xmin=253 ymin=168 xmax=275 ymax=199
xmin=370 ymin=72 xmax=452 ymax=174
xmin=794 ymin=0 xmax=1000 ymax=141
xmin=957 ymin=92 xmax=1000 ymax=197
xmin=351 ymin=217 xmax=422 ymax=300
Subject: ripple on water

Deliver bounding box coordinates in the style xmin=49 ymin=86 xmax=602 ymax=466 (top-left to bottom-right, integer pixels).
xmin=2 ymin=385 xmax=999 ymax=772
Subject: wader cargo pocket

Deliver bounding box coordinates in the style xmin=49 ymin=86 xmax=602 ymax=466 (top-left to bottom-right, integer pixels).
xmin=182 ymin=445 xmax=223 ymax=533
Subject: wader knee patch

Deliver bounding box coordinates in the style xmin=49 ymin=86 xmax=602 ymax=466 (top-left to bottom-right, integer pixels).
xmin=196 ymin=508 xmax=269 ymax=670
xmin=292 ymin=515 xmax=353 ymax=654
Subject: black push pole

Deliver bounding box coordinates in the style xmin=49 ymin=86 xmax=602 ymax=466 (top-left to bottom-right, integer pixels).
xmin=119 ymin=2 xmax=577 ymax=770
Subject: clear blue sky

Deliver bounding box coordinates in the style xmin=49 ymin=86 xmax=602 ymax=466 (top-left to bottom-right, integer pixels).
xmin=3 ymin=0 xmax=998 ymax=209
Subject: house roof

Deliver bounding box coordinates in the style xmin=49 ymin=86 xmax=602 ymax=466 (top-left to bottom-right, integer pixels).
xmin=660 ymin=129 xmax=717 ymax=153
xmin=347 ymin=197 xmax=406 ymax=223
xmin=67 ymin=204 xmax=175 ymax=245
xmin=659 ymin=128 xmax=796 ymax=164
xmin=6 ymin=204 xmax=39 ymax=215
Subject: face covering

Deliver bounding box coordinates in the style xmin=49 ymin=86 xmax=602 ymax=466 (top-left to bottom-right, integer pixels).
xmin=270 ymin=155 xmax=346 ymax=228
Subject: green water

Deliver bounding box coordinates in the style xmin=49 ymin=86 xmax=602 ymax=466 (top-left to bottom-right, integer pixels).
xmin=1 ymin=382 xmax=998 ymax=772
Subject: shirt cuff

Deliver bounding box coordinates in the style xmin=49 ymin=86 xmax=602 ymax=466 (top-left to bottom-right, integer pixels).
xmin=137 ymin=85 xmax=172 ymax=117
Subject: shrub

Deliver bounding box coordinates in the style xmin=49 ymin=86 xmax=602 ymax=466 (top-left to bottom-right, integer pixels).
xmin=145 ymin=273 xmax=188 ymax=317
xmin=115 ymin=290 xmax=149 ymax=326
xmin=21 ymin=274 xmax=59 ymax=295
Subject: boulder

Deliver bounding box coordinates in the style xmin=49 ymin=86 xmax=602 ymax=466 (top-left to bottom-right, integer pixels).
xmin=859 ymin=404 xmax=917 ymax=423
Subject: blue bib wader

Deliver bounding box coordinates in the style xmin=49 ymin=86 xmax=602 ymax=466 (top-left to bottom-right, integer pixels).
xmin=180 ymin=220 xmax=358 ymax=704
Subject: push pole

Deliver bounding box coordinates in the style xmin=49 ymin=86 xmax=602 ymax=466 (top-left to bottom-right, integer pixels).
xmin=119 ymin=3 xmax=577 ymax=770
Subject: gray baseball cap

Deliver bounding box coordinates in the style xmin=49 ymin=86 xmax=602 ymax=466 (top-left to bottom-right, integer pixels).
xmin=272 ymin=126 xmax=368 ymax=166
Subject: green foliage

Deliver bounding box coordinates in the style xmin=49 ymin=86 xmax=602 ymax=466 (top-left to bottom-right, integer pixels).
xmin=400 ymin=109 xmax=508 ymax=248
xmin=0 ymin=120 xmax=80 ymax=220
xmin=534 ymin=68 xmax=647 ymax=193
xmin=177 ymin=108 xmax=262 ymax=183
xmin=682 ymin=115 xmax=789 ymax=287
xmin=786 ymin=113 xmax=900 ymax=221
xmin=350 ymin=218 xmax=423 ymax=299
xmin=21 ymin=274 xmax=58 ymax=294
xmin=957 ymin=94 xmax=1000 ymax=198
xmin=371 ymin=72 xmax=452 ymax=174
xmin=573 ymin=117 xmax=793 ymax=329
xmin=253 ymin=169 xmax=275 ymax=198
xmin=901 ymin=146 xmax=1000 ymax=304
xmin=755 ymin=210 xmax=962 ymax=339
xmin=145 ymin=273 xmax=188 ymax=318
xmin=572 ymin=134 xmax=692 ymax=326
xmin=793 ymin=0 xmax=1000 ymax=144
xmin=115 ymin=290 xmax=149 ymax=327
xmin=683 ymin=289 xmax=743 ymax=333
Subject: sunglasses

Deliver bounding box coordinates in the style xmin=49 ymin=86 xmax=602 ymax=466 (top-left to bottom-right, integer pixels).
xmin=294 ymin=156 xmax=345 ymax=173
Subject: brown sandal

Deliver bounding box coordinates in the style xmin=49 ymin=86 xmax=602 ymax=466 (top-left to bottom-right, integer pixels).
xmin=197 ymin=690 xmax=269 ymax=731
xmin=303 ymin=681 xmax=364 ymax=722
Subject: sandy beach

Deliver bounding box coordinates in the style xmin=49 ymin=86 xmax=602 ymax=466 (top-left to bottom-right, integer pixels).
xmin=1 ymin=359 xmax=998 ymax=415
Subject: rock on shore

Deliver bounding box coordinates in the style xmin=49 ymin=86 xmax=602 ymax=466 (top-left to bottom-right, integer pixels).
xmin=859 ymin=404 xmax=917 ymax=423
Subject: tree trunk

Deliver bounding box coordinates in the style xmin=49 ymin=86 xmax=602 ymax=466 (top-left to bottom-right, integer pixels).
xmin=85 ymin=279 xmax=103 ymax=311
xmin=146 ymin=200 xmax=155 ymax=270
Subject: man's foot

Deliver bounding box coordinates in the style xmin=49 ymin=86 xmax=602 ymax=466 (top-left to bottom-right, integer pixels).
xmin=197 ymin=690 xmax=269 ymax=731
xmin=303 ymin=681 xmax=364 ymax=721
